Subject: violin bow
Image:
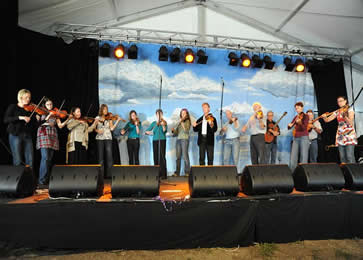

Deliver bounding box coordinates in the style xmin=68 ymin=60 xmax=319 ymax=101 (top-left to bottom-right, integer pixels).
xmin=28 ymin=96 xmax=46 ymax=121
xmin=58 ymin=99 xmax=65 ymax=111
xmin=219 ymin=77 xmax=225 ymax=135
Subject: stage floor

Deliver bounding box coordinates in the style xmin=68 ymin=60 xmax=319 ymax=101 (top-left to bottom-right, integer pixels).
xmin=1 ymin=177 xmax=363 ymax=250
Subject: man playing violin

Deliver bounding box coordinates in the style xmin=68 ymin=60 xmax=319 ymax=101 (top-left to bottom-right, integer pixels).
xmin=306 ymin=109 xmax=322 ymax=163
xmin=288 ymin=102 xmax=309 ymax=170
xmin=241 ymin=102 xmax=266 ymax=165
xmin=221 ymin=110 xmax=240 ymax=167
xmin=4 ymin=89 xmax=36 ymax=168
xmin=193 ymin=103 xmax=218 ymax=166
xmin=265 ymin=111 xmax=280 ymax=164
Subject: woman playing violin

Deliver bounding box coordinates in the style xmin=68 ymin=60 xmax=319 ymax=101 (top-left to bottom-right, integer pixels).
xmin=322 ymin=96 xmax=357 ymax=163
xmin=95 ymin=104 xmax=122 ymax=178
xmin=3 ymin=89 xmax=35 ymax=168
xmin=121 ymin=110 xmax=142 ymax=165
xmin=35 ymin=98 xmax=70 ymax=186
xmin=66 ymin=107 xmax=98 ymax=164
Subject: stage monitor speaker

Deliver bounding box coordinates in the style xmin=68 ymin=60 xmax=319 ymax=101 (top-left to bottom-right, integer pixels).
xmin=241 ymin=164 xmax=294 ymax=195
xmin=293 ymin=163 xmax=345 ymax=191
xmin=49 ymin=165 xmax=103 ymax=197
xmin=340 ymin=163 xmax=363 ymax=190
xmin=0 ymin=165 xmax=36 ymax=197
xmin=189 ymin=166 xmax=239 ymax=197
xmin=111 ymin=165 xmax=160 ymax=197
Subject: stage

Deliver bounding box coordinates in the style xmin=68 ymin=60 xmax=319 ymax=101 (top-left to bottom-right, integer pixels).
xmin=0 ymin=177 xmax=363 ymax=250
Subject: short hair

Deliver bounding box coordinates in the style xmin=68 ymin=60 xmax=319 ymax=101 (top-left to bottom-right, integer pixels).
xmin=267 ymin=110 xmax=274 ymax=115
xmin=337 ymin=96 xmax=347 ymax=101
xmin=306 ymin=109 xmax=313 ymax=114
xmin=295 ymin=102 xmax=304 ymax=108
xmin=17 ymin=89 xmax=31 ymax=103
xmin=252 ymin=102 xmax=261 ymax=108
xmin=155 ymin=109 xmax=163 ymax=114
xmin=202 ymin=103 xmax=210 ymax=108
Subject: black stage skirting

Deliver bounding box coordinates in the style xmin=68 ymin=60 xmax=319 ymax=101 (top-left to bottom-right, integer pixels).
xmin=0 ymin=192 xmax=362 ymax=250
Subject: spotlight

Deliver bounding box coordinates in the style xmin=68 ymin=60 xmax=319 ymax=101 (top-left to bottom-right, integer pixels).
xmin=295 ymin=58 xmax=305 ymax=72
xmin=252 ymin=55 xmax=263 ymax=68
xmin=184 ymin=48 xmax=195 ymax=63
xmin=127 ymin=44 xmax=138 ymax=59
xmin=263 ymin=55 xmax=275 ymax=70
xmin=100 ymin=43 xmax=111 ymax=57
xmin=284 ymin=57 xmax=294 ymax=72
xmin=197 ymin=49 xmax=208 ymax=64
xmin=170 ymin=47 xmax=181 ymax=62
xmin=228 ymin=52 xmax=239 ymax=66
xmin=240 ymin=53 xmax=251 ymax=68
xmin=114 ymin=44 xmax=125 ymax=59
xmin=159 ymin=46 xmax=169 ymax=61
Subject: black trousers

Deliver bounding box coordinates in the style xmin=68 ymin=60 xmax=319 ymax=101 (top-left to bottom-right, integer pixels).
xmin=250 ymin=134 xmax=266 ymax=165
xmin=68 ymin=141 xmax=87 ymax=164
xmin=127 ymin=138 xmax=140 ymax=165
xmin=153 ymin=140 xmax=167 ymax=179
xmin=97 ymin=139 xmax=113 ymax=178
xmin=199 ymin=136 xmax=214 ymax=165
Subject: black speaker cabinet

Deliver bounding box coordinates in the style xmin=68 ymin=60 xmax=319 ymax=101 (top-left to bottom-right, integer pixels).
xmin=0 ymin=165 xmax=36 ymax=197
xmin=49 ymin=165 xmax=104 ymax=197
xmin=111 ymin=165 xmax=160 ymax=197
xmin=293 ymin=163 xmax=345 ymax=191
xmin=241 ymin=164 xmax=294 ymax=195
xmin=189 ymin=166 xmax=239 ymax=197
xmin=340 ymin=163 xmax=363 ymax=190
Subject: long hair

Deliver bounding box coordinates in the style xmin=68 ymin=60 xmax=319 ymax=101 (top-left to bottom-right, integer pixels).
xmin=180 ymin=108 xmax=190 ymax=122
xmin=129 ymin=110 xmax=137 ymax=121
xmin=98 ymin=104 xmax=108 ymax=116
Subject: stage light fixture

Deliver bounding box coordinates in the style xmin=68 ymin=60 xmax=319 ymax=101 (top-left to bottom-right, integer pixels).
xmin=252 ymin=55 xmax=263 ymax=68
xmin=240 ymin=53 xmax=251 ymax=68
xmin=228 ymin=52 xmax=239 ymax=66
xmin=284 ymin=57 xmax=295 ymax=72
xmin=184 ymin=48 xmax=195 ymax=63
xmin=99 ymin=43 xmax=111 ymax=57
xmin=159 ymin=46 xmax=169 ymax=61
xmin=170 ymin=47 xmax=181 ymax=62
xmin=295 ymin=58 xmax=305 ymax=72
xmin=127 ymin=44 xmax=138 ymax=59
xmin=263 ymin=55 xmax=275 ymax=70
xmin=114 ymin=44 xmax=125 ymax=59
xmin=197 ymin=49 xmax=208 ymax=64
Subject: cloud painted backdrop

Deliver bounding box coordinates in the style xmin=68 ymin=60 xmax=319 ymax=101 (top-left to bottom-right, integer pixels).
xmin=99 ymin=41 xmax=316 ymax=174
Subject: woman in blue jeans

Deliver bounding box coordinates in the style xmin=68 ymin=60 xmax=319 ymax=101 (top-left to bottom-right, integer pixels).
xmin=4 ymin=89 xmax=36 ymax=169
xmin=36 ymin=98 xmax=69 ymax=186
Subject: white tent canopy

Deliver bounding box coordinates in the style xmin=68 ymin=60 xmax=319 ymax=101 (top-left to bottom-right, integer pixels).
xmin=18 ymin=0 xmax=363 ymax=134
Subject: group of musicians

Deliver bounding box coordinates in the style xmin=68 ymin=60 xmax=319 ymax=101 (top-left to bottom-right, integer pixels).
xmin=3 ymin=89 xmax=358 ymax=187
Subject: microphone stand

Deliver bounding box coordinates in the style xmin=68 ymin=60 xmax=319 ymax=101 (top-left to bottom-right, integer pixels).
xmin=219 ymin=77 xmax=225 ymax=136
xmin=158 ymin=75 xmax=163 ymax=179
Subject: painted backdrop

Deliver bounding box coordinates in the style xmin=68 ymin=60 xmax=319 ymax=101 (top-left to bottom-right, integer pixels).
xmin=99 ymin=41 xmax=316 ymax=174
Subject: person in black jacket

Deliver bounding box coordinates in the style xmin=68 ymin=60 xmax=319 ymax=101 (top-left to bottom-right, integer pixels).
xmin=3 ymin=89 xmax=36 ymax=168
xmin=192 ymin=103 xmax=218 ymax=165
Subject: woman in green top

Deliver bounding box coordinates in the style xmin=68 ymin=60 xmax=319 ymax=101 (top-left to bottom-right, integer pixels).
xmin=171 ymin=108 xmax=191 ymax=176
xmin=145 ymin=109 xmax=168 ymax=179
xmin=121 ymin=110 xmax=142 ymax=165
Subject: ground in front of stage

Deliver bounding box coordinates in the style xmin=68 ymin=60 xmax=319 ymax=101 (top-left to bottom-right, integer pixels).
xmin=1 ymin=239 xmax=363 ymax=259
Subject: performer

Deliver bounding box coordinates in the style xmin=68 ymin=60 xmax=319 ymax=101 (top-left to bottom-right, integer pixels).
xmin=35 ymin=98 xmax=70 ymax=186
xmin=66 ymin=107 xmax=98 ymax=164
xmin=306 ymin=109 xmax=322 ymax=163
xmin=192 ymin=103 xmax=218 ymax=166
xmin=221 ymin=110 xmax=240 ymax=166
xmin=112 ymin=116 xmax=129 ymax=165
xmin=265 ymin=111 xmax=280 ymax=164
xmin=95 ymin=104 xmax=122 ymax=177
xmin=121 ymin=110 xmax=142 ymax=165
xmin=288 ymin=102 xmax=309 ymax=170
xmin=145 ymin=109 xmax=168 ymax=179
xmin=241 ymin=102 xmax=266 ymax=164
xmin=322 ymin=96 xmax=357 ymax=163
xmin=171 ymin=108 xmax=191 ymax=176
xmin=3 ymin=89 xmax=36 ymax=168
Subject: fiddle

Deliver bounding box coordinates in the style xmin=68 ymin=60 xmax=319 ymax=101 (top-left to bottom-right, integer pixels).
xmin=132 ymin=117 xmax=140 ymax=125
xmin=76 ymin=116 xmax=95 ymax=123
xmin=291 ymin=112 xmax=305 ymax=137
xmin=229 ymin=117 xmax=238 ymax=124
xmin=104 ymin=113 xmax=126 ymax=122
xmin=48 ymin=107 xmax=69 ymax=119
xmin=23 ymin=103 xmax=49 ymax=115
xmin=157 ymin=118 xmax=167 ymax=126
xmin=256 ymin=110 xmax=263 ymax=119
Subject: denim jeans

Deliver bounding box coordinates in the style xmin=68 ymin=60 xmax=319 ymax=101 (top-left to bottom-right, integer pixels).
xmin=338 ymin=145 xmax=355 ymax=163
xmin=175 ymin=138 xmax=190 ymax=175
xmin=265 ymin=142 xmax=277 ymax=164
xmin=290 ymin=135 xmax=309 ymax=171
xmin=223 ymin=137 xmax=240 ymax=166
xmin=309 ymin=139 xmax=318 ymax=163
xmin=8 ymin=134 xmax=34 ymax=168
xmin=39 ymin=148 xmax=54 ymax=184
xmin=97 ymin=139 xmax=113 ymax=177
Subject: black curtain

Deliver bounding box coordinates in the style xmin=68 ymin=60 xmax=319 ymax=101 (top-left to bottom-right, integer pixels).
xmin=1 ymin=2 xmax=100 ymax=171
xmin=310 ymin=59 xmax=347 ymax=162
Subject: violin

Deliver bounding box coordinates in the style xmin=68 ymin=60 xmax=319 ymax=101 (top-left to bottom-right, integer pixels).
xmin=48 ymin=107 xmax=68 ymax=119
xmin=256 ymin=110 xmax=263 ymax=119
xmin=104 ymin=113 xmax=126 ymax=122
xmin=132 ymin=117 xmax=140 ymax=125
xmin=229 ymin=117 xmax=238 ymax=124
xmin=157 ymin=118 xmax=167 ymax=126
xmin=291 ymin=112 xmax=305 ymax=137
xmin=23 ymin=103 xmax=49 ymax=115
xmin=205 ymin=114 xmax=214 ymax=123
xmin=76 ymin=116 xmax=95 ymax=123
